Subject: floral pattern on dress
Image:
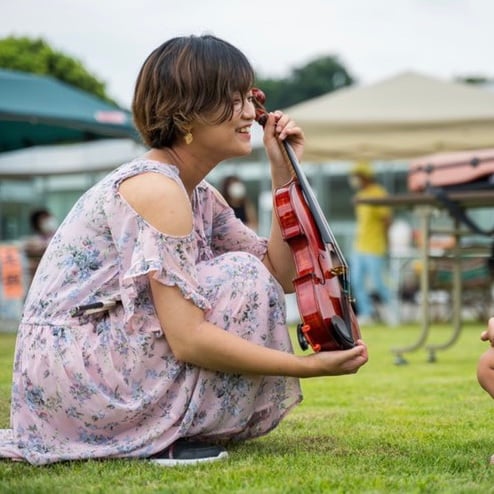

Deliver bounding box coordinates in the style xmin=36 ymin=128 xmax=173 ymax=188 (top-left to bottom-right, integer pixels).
xmin=0 ymin=159 xmax=302 ymax=465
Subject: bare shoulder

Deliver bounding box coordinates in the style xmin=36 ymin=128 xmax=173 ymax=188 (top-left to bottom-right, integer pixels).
xmin=119 ymin=172 xmax=193 ymax=236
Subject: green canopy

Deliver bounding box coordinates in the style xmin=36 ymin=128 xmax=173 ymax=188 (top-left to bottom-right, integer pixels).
xmin=0 ymin=68 xmax=140 ymax=152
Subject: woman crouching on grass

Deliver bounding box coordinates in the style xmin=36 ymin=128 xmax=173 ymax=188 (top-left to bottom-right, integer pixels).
xmin=0 ymin=34 xmax=368 ymax=467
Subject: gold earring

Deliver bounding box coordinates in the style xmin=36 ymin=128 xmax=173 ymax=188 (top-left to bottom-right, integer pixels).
xmin=184 ymin=131 xmax=193 ymax=145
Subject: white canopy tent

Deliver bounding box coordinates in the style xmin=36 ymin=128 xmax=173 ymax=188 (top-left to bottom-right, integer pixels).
xmin=283 ymin=71 xmax=494 ymax=162
xmin=0 ymin=138 xmax=145 ymax=178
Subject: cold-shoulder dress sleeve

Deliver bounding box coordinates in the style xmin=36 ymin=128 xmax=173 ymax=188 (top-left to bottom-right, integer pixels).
xmin=107 ymin=177 xmax=217 ymax=333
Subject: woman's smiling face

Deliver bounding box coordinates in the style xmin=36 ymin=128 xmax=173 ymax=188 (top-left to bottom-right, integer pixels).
xmin=188 ymin=91 xmax=257 ymax=162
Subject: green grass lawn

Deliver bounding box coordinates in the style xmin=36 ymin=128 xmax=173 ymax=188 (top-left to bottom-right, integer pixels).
xmin=1 ymin=322 xmax=494 ymax=493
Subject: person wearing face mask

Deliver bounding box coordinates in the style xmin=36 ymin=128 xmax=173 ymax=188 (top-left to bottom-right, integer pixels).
xmin=220 ymin=175 xmax=258 ymax=231
xmin=24 ymin=208 xmax=58 ymax=282
xmin=349 ymin=162 xmax=392 ymax=326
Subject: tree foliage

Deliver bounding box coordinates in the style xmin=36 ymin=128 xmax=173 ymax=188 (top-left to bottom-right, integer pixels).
xmin=0 ymin=36 xmax=355 ymax=111
xmin=255 ymin=55 xmax=355 ymax=110
xmin=455 ymin=75 xmax=493 ymax=86
xmin=0 ymin=36 xmax=117 ymax=105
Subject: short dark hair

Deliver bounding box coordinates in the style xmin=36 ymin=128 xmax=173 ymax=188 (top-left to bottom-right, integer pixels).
xmin=132 ymin=34 xmax=255 ymax=148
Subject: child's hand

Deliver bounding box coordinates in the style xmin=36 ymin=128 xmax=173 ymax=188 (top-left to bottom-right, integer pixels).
xmin=480 ymin=317 xmax=494 ymax=347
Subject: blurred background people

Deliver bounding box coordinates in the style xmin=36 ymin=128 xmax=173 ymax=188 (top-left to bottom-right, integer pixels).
xmin=220 ymin=175 xmax=258 ymax=231
xmin=23 ymin=208 xmax=57 ymax=282
xmin=349 ymin=162 xmax=392 ymax=326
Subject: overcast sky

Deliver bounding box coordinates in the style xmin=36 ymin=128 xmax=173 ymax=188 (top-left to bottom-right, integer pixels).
xmin=2 ymin=0 xmax=492 ymax=108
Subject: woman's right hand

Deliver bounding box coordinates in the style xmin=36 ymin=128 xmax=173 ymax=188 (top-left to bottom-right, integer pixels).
xmin=303 ymin=340 xmax=369 ymax=377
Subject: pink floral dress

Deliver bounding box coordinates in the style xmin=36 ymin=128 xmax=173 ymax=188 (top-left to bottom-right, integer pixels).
xmin=0 ymin=160 xmax=302 ymax=465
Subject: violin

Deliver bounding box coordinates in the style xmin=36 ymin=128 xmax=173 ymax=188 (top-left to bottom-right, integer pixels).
xmin=252 ymin=88 xmax=361 ymax=352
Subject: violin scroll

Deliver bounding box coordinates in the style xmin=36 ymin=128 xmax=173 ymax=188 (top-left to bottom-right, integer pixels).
xmin=252 ymin=88 xmax=268 ymax=127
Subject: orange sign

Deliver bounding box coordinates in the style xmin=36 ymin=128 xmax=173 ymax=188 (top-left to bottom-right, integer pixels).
xmin=0 ymin=245 xmax=24 ymax=299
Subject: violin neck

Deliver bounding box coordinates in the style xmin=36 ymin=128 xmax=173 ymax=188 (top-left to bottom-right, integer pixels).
xmin=282 ymin=142 xmax=335 ymax=244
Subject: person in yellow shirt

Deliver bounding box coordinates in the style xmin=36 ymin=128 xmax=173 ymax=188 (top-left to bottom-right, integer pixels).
xmin=349 ymin=162 xmax=392 ymax=325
